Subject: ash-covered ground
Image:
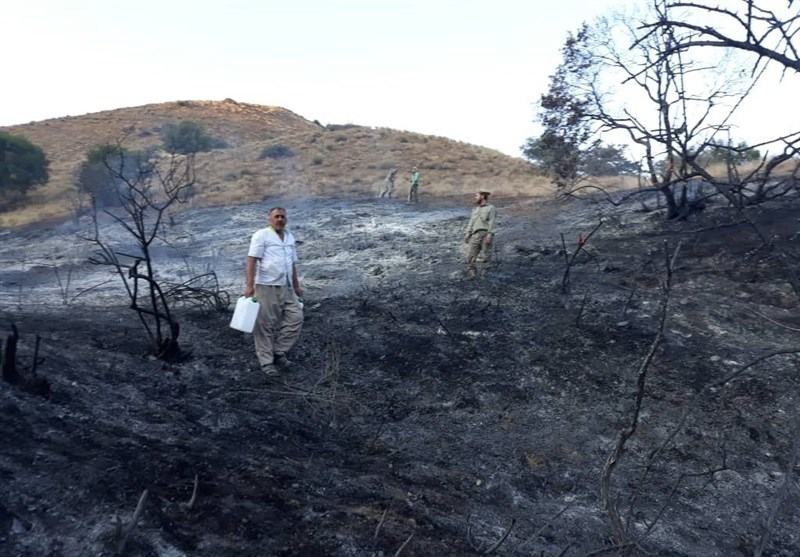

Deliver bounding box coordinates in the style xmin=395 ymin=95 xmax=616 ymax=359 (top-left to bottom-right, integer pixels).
xmin=1 ymin=192 xmax=799 ymax=556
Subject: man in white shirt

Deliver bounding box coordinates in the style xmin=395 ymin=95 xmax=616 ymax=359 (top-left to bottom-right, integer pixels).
xmin=244 ymin=207 xmax=304 ymax=378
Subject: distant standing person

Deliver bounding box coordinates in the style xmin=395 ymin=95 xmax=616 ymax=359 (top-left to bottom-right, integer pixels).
xmin=464 ymin=191 xmax=496 ymax=278
xmin=244 ymin=207 xmax=304 ymax=378
xmin=381 ymin=167 xmax=398 ymax=198
xmin=408 ymin=166 xmax=421 ymax=203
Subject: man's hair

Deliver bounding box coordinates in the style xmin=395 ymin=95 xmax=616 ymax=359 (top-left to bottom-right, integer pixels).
xmin=478 ymin=191 xmax=491 ymax=200
xmin=269 ymin=207 xmax=286 ymax=216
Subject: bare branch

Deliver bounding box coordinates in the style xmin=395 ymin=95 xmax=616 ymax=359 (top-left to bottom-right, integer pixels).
xmin=751 ymin=310 xmax=800 ymax=332
xmin=600 ymin=241 xmax=681 ymax=551
xmin=393 ymin=532 xmax=414 ymax=557
xmin=642 ymin=1 xmax=800 ymax=72
xmin=116 ymin=489 xmax=148 ymax=555
xmin=561 ymin=220 xmax=604 ymax=293
xmin=755 ymin=410 xmax=800 ymax=556
xmin=483 ymin=518 xmax=515 ymax=554
xmin=373 ymin=506 xmax=389 ymax=540
xmin=186 ymin=475 xmax=199 ymax=510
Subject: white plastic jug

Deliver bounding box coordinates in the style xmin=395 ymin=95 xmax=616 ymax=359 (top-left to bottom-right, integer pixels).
xmin=230 ymin=297 xmax=260 ymax=333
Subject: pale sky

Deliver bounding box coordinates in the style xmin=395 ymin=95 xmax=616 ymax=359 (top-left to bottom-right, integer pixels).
xmin=3 ymin=0 xmax=798 ymax=158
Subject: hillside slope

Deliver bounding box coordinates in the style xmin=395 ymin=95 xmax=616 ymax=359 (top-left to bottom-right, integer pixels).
xmin=1 ymin=99 xmax=544 ymax=227
xmin=1 ymin=193 xmax=798 ymax=556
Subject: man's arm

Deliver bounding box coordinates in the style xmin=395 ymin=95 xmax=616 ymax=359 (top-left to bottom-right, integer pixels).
xmin=486 ymin=206 xmax=497 ymax=234
xmin=292 ymin=263 xmax=303 ymax=297
xmin=244 ymin=256 xmax=258 ymax=298
xmin=484 ymin=206 xmax=497 ymax=245
xmin=465 ymin=209 xmax=476 ymax=243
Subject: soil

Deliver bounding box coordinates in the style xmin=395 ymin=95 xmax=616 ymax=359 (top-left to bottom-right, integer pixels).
xmin=1 ymin=191 xmax=799 ymax=557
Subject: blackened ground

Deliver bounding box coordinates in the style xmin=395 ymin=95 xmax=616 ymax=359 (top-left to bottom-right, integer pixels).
xmin=1 ymin=193 xmax=799 ymax=556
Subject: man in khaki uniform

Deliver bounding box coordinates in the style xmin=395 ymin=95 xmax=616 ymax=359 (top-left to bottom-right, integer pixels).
xmin=463 ymin=191 xmax=496 ymax=278
xmin=380 ymin=167 xmax=397 ymax=198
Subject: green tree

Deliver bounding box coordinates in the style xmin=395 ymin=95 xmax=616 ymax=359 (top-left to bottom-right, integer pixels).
xmin=0 ymin=132 xmax=49 ymax=206
xmin=77 ymin=144 xmax=146 ymax=208
xmin=523 ymin=25 xmax=595 ymax=189
xmin=697 ymin=141 xmax=761 ymax=166
xmin=581 ymin=144 xmax=640 ymax=176
xmin=522 ymin=132 xmax=581 ymax=184
xmin=161 ymin=120 xmax=215 ymax=154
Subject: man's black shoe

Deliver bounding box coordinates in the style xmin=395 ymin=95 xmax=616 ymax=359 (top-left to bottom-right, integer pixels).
xmin=274 ymin=353 xmax=292 ymax=370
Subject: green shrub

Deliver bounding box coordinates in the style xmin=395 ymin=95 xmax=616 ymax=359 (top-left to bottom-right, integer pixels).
xmin=259 ymin=144 xmax=295 ymax=159
xmin=325 ymin=123 xmax=359 ymax=131
xmin=161 ymin=120 xmax=218 ymax=154
xmin=312 ymin=156 xmax=324 ymax=165
xmin=0 ymin=132 xmax=49 ymax=207
xmin=77 ymin=144 xmax=145 ymax=208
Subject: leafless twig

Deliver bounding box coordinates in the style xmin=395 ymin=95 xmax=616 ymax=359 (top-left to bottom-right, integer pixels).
xmin=576 ymin=293 xmax=589 ymax=327
xmin=599 ymin=241 xmax=680 ymax=553
xmin=621 ymin=287 xmax=637 ymax=318
xmin=186 ymin=475 xmax=199 ymax=510
xmin=31 ymin=334 xmax=42 ymax=376
xmin=579 ymin=542 xmax=635 ymax=557
xmin=393 ymin=532 xmax=414 ymax=556
xmin=751 ymin=310 xmax=800 ymax=333
xmin=755 ymin=410 xmax=800 ymax=557
xmin=483 ymin=518 xmax=516 ymax=554
xmin=373 ymin=506 xmax=389 ymax=540
xmin=523 ymin=500 xmax=575 ymax=548
xmin=561 ymin=220 xmax=604 ymax=294
xmin=116 ymin=489 xmax=148 ymax=554
xmin=53 ymin=265 xmax=73 ymax=305
xmin=647 ymin=348 xmax=800 ymax=471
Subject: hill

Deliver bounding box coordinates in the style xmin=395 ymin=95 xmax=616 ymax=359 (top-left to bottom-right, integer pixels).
xmin=0 ymin=99 xmax=545 ymax=227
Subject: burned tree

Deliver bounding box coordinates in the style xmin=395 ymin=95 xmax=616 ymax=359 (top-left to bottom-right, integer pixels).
xmin=85 ymin=143 xmax=196 ymax=361
xmin=639 ymin=0 xmax=800 ymax=208
xmin=522 ymin=25 xmax=596 ymax=191
xmin=641 ymin=0 xmax=800 ymax=74
xmin=533 ymin=0 xmax=798 ymax=218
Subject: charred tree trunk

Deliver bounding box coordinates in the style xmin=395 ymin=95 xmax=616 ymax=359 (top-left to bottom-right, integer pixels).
xmin=2 ymin=324 xmax=50 ymax=397
xmin=2 ymin=324 xmax=21 ymax=385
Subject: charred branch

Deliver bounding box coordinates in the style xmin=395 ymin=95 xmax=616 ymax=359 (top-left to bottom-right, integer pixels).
xmin=561 ymin=219 xmax=604 ymax=293
xmin=393 ymin=532 xmax=414 ymax=557
xmin=639 ymin=1 xmax=800 ymax=74
xmin=2 ymin=323 xmax=20 ymax=385
xmin=755 ymin=411 xmax=800 ymax=557
xmin=186 ymin=474 xmax=199 ymax=510
xmin=163 ymin=272 xmax=230 ymax=312
xmin=115 ymin=489 xmax=148 ymax=555
xmin=2 ymin=324 xmax=50 ymax=398
xmin=82 ymin=143 xmax=199 ymax=361
xmin=373 ymin=506 xmax=389 ymax=540
xmin=483 ymin=518 xmax=515 ymax=554
xmin=599 ymin=241 xmax=681 ymax=553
